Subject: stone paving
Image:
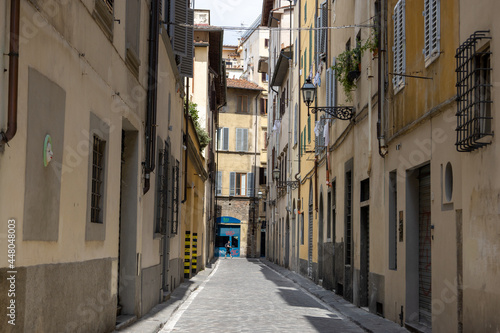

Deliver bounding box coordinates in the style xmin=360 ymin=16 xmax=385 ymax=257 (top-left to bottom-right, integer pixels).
xmin=119 ymin=258 xmax=409 ymax=333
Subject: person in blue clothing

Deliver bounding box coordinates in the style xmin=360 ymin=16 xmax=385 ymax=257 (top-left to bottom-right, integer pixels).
xmin=225 ymin=240 xmax=232 ymax=259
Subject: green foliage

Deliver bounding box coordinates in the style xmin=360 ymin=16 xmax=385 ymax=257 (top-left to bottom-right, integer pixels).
xmin=331 ymin=29 xmax=378 ymax=102
xmin=187 ymin=101 xmax=211 ymax=152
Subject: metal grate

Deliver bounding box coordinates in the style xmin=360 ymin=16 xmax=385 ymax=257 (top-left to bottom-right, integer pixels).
xmin=91 ymin=135 xmax=105 ymax=223
xmin=455 ymin=31 xmax=493 ymax=152
xmin=171 ymin=160 xmax=180 ymax=235
xmin=156 ymin=148 xmax=169 ymax=235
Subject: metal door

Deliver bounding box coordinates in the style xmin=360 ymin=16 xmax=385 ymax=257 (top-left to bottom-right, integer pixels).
xmin=418 ymin=165 xmax=432 ymax=327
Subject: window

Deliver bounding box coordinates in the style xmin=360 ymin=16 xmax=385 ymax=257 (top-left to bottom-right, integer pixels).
xmin=326 ymin=64 xmax=337 ymax=108
xmin=247 ymin=172 xmax=254 ymax=197
xmin=91 ymin=135 xmax=106 ymax=223
xmin=423 ymin=0 xmax=440 ymax=65
xmin=265 ymin=38 xmax=269 ymax=48
xmin=260 ymin=98 xmax=268 ymax=115
xmin=235 ymin=128 xmax=248 ymax=152
xmin=316 ymin=2 xmax=328 ymax=62
xmin=294 ymin=104 xmax=298 ymax=146
xmin=456 ymin=32 xmax=493 ymax=152
xmin=262 ymin=72 xmax=269 ymax=82
xmin=156 ymin=145 xmax=169 ymax=235
xmin=393 ymin=0 xmax=406 ymax=92
xmin=171 ymin=159 xmax=180 ymax=235
xmin=125 ymin=0 xmax=141 ymax=77
xmin=217 ymin=127 xmax=229 ymax=150
xmin=235 ymin=173 xmax=247 ymax=196
xmin=216 ymin=171 xmax=222 ymax=195
xmin=94 ymin=0 xmax=114 ymax=40
xmin=237 ymin=95 xmax=248 ymax=113
xmin=259 ymin=167 xmax=267 ymax=185
xmin=332 ymin=180 xmax=336 ymax=243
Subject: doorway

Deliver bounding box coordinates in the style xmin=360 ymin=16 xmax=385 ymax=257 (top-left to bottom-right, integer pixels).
xmin=117 ymin=127 xmax=138 ymax=317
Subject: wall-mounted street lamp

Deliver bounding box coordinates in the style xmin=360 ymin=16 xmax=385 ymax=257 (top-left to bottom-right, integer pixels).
xmin=272 ymin=168 xmax=299 ymax=190
xmin=301 ymin=78 xmax=355 ymax=120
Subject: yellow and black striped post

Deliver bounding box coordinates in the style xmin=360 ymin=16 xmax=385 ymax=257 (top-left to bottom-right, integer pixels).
xmin=184 ymin=231 xmax=191 ymax=278
xmin=192 ymin=233 xmax=198 ymax=274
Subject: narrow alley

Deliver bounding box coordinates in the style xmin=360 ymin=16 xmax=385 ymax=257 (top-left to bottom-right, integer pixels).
xmin=122 ymin=259 xmax=408 ymax=333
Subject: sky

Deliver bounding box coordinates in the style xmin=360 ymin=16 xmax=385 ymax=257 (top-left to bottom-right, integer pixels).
xmin=193 ymin=0 xmax=264 ymax=45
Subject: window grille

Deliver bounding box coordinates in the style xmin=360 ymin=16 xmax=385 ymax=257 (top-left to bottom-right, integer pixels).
xmin=156 ymin=148 xmax=169 ymax=235
xmin=171 ymin=160 xmax=180 ymax=235
xmin=393 ymin=0 xmax=406 ymax=92
xmin=91 ymin=135 xmax=106 ymax=223
xmin=455 ymin=31 xmax=492 ymax=152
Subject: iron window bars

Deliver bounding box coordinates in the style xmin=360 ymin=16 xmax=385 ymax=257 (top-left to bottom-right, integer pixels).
xmin=91 ymin=135 xmax=105 ymax=223
xmin=455 ymin=31 xmax=493 ymax=152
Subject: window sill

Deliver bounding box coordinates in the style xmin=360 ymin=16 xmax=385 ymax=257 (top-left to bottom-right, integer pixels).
xmin=424 ymin=52 xmax=440 ymax=68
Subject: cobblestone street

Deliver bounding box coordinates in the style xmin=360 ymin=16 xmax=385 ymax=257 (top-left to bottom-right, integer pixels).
xmin=161 ymin=259 xmax=360 ymax=332
xmin=119 ymin=258 xmax=405 ymax=333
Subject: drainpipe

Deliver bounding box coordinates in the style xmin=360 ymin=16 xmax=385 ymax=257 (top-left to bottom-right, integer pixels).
xmin=144 ymin=0 xmax=161 ymax=194
xmin=368 ymin=65 xmax=373 ymax=175
xmin=182 ymin=77 xmax=189 ymax=204
xmin=294 ymin=0 xmax=301 ymax=211
xmin=377 ymin=0 xmax=387 ymax=158
xmin=1 ymin=0 xmax=20 ymax=145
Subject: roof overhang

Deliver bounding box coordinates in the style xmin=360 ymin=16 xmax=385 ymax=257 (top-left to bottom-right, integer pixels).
xmin=270 ymin=49 xmax=293 ymax=87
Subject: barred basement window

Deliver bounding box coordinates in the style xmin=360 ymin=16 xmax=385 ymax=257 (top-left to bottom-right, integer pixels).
xmin=455 ymin=31 xmax=492 ymax=152
xmin=171 ymin=160 xmax=180 ymax=235
xmin=156 ymin=148 xmax=169 ymax=235
xmin=91 ymin=135 xmax=106 ymax=223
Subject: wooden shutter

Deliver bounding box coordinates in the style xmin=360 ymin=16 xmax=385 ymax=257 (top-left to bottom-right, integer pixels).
xmin=392 ymin=0 xmax=406 ymax=92
xmin=223 ymin=127 xmax=229 ymax=150
xmin=423 ymin=0 xmax=440 ymax=61
xmin=236 ymin=128 xmax=248 ymax=152
xmin=229 ymin=172 xmax=235 ymax=196
xmin=170 ymin=0 xmax=188 ymax=57
xmin=180 ymin=8 xmax=194 ymax=77
xmin=294 ymin=104 xmax=298 ymax=145
xmin=326 ymin=68 xmax=331 ymax=107
xmin=247 ymin=173 xmax=254 ymax=197
xmin=216 ymin=171 xmax=222 ymax=195
xmin=320 ymin=2 xmax=328 ymax=56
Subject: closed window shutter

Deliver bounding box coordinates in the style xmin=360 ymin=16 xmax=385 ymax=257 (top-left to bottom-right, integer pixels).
xmin=170 ymin=0 xmax=188 ymax=57
xmin=393 ymin=0 xmax=406 ymax=92
xmin=236 ymin=128 xmax=248 ymax=152
xmin=229 ymin=172 xmax=235 ymax=196
xmin=316 ymin=16 xmax=321 ymax=68
xmin=294 ymin=104 xmax=298 ymax=145
xmin=242 ymin=129 xmax=248 ymax=151
xmin=423 ymin=0 xmax=440 ymax=60
xmin=247 ymin=173 xmax=254 ymax=197
xmin=216 ymin=171 xmax=222 ymax=195
xmin=326 ymin=68 xmax=331 ymax=107
xmin=320 ymin=2 xmax=328 ymax=55
xmin=332 ymin=57 xmax=337 ymax=107
xmin=180 ymin=8 xmax=194 ymax=77
xmin=223 ymin=127 xmax=229 ymax=150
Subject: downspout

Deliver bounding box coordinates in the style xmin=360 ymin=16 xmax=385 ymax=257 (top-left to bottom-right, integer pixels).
xmin=0 ymin=0 xmax=20 ymax=145
xmin=182 ymin=77 xmax=189 ymax=204
xmin=377 ymin=0 xmax=387 ymax=158
xmin=294 ymin=0 xmax=301 ymax=211
xmin=144 ymin=0 xmax=161 ymax=194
